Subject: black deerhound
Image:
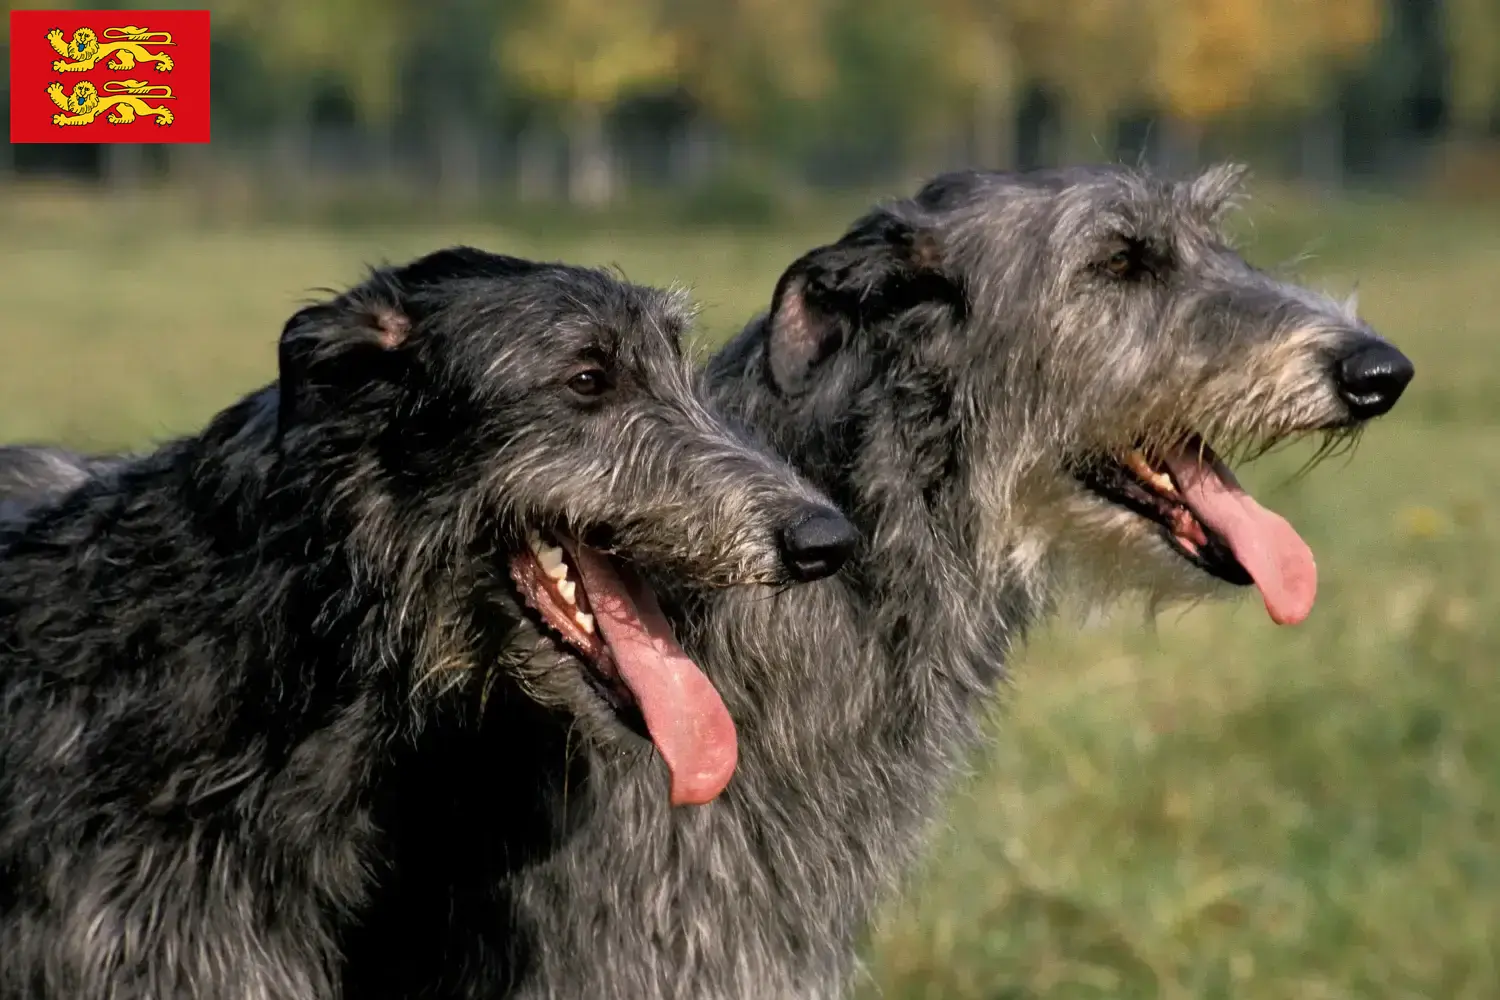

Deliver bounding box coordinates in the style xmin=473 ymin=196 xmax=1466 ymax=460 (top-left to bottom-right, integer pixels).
xmin=335 ymin=165 xmax=1413 ymax=1000
xmin=0 ymin=247 xmax=856 ymax=1000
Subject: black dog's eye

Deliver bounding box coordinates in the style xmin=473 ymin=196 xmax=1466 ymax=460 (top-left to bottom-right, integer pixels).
xmin=566 ymin=368 xmax=609 ymax=398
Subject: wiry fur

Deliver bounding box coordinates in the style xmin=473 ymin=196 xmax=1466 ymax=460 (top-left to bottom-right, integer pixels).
xmin=0 ymin=446 xmax=123 ymax=525
xmin=0 ymin=168 xmax=1412 ymax=1000
xmin=0 ymin=247 xmax=848 ymax=1000
xmin=338 ymin=165 xmax=1413 ymax=1000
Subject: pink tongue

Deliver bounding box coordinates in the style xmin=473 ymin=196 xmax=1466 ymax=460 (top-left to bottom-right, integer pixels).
xmin=1161 ymin=451 xmax=1318 ymax=626
xmin=568 ymin=546 xmax=738 ymax=806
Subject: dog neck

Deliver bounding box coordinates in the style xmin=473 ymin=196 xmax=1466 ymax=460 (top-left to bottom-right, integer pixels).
xmin=467 ymin=326 xmax=1044 ymax=999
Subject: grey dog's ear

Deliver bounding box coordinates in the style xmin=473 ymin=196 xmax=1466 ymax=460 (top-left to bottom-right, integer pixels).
xmin=765 ymin=267 xmax=842 ymax=397
xmin=766 ymin=211 xmax=960 ymax=396
xmin=1187 ymin=162 xmax=1250 ymax=225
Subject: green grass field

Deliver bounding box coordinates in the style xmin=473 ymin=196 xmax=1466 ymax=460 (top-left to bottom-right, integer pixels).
xmin=1 ymin=181 xmax=1497 ymax=999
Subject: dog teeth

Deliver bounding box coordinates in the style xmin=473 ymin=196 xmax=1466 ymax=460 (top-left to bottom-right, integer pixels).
xmin=1125 ymin=450 xmax=1177 ymax=495
xmin=558 ymin=579 xmax=577 ymax=604
xmin=574 ymin=611 xmax=595 ymax=634
xmin=536 ymin=545 xmax=568 ymax=579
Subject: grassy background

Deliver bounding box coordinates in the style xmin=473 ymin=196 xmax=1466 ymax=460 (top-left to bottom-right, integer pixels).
xmin=1 ymin=182 xmax=1496 ymax=999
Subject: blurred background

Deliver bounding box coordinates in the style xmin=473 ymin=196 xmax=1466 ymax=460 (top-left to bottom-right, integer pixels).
xmin=5 ymin=0 xmax=1500 ymax=214
xmin=2 ymin=1 xmax=1498 ymax=997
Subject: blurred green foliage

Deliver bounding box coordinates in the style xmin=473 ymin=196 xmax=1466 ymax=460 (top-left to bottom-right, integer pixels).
xmin=6 ymin=0 xmax=1500 ymax=202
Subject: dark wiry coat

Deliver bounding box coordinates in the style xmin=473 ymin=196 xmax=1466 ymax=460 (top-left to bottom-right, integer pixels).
xmin=347 ymin=165 xmax=1411 ymax=1000
xmin=0 ymin=247 xmax=841 ymax=1000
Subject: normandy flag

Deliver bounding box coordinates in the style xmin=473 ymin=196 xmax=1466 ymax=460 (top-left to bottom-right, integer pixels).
xmin=9 ymin=9 xmax=211 ymax=143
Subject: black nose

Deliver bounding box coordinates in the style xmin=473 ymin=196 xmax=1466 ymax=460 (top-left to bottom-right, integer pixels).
xmin=778 ymin=508 xmax=859 ymax=583
xmin=1335 ymin=339 xmax=1414 ymax=420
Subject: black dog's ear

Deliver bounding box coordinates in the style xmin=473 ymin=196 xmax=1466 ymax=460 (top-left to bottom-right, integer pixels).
xmin=766 ymin=212 xmax=957 ymax=397
xmin=275 ymin=246 xmax=532 ymax=437
xmin=276 ymin=280 xmax=415 ymax=439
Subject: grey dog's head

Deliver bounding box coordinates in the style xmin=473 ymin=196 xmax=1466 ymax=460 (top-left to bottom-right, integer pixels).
xmin=721 ymin=164 xmax=1412 ymax=625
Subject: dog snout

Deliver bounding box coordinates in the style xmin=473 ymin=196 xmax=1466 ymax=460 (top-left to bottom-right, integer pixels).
xmin=778 ymin=507 xmax=860 ymax=583
xmin=1333 ymin=337 xmax=1414 ymax=420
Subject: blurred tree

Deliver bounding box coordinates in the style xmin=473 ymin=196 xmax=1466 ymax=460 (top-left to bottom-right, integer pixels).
xmin=1447 ymin=0 xmax=1500 ymax=131
xmin=1151 ymin=0 xmax=1277 ymax=126
xmin=2 ymin=0 xmax=1454 ymax=197
xmin=1292 ymin=0 xmax=1384 ymax=183
xmin=499 ymin=0 xmax=677 ymax=205
xmin=212 ymin=0 xmax=415 ymax=123
xmin=1009 ymin=0 xmax=1155 ymax=160
xmin=398 ymin=0 xmax=511 ymax=204
xmin=1149 ymin=0 xmax=1381 ymax=173
xmin=927 ymin=0 xmax=1023 ymax=169
xmin=783 ymin=0 xmax=969 ymax=179
xmin=661 ymin=0 xmax=836 ymax=143
xmin=924 ymin=0 xmax=1154 ymax=167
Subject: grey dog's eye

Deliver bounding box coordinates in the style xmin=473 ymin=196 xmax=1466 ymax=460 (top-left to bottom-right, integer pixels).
xmin=566 ymin=369 xmax=608 ymax=397
xmin=1103 ymin=249 xmax=1135 ymax=278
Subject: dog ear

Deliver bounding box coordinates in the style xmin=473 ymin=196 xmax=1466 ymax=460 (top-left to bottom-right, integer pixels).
xmin=1187 ymin=163 xmax=1250 ymax=225
xmin=275 ymin=247 xmax=533 ymax=438
xmin=766 ymin=212 xmax=958 ymax=396
xmin=765 ymin=261 xmax=845 ymax=397
xmin=275 ymin=283 xmax=415 ymax=439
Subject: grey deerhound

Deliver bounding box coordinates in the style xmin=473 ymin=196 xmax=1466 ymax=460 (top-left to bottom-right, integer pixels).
xmin=2 ymin=166 xmax=1414 ymax=1000
xmin=336 ymin=164 xmax=1413 ymax=1000
xmin=0 ymin=247 xmax=855 ymax=1000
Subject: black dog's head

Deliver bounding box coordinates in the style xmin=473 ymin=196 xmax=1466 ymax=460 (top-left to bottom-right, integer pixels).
xmin=275 ymin=247 xmax=858 ymax=805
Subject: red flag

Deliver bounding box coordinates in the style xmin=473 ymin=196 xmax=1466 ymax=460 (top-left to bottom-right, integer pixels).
xmin=9 ymin=9 xmax=211 ymax=144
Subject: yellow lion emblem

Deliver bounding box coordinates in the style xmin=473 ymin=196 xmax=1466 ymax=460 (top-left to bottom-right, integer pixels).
xmin=48 ymin=80 xmax=175 ymax=127
xmin=47 ymin=26 xmax=175 ymax=73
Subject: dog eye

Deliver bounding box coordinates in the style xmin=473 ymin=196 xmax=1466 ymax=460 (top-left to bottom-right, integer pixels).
xmin=565 ymin=369 xmax=609 ymax=398
xmin=1103 ymin=249 xmax=1136 ymax=278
